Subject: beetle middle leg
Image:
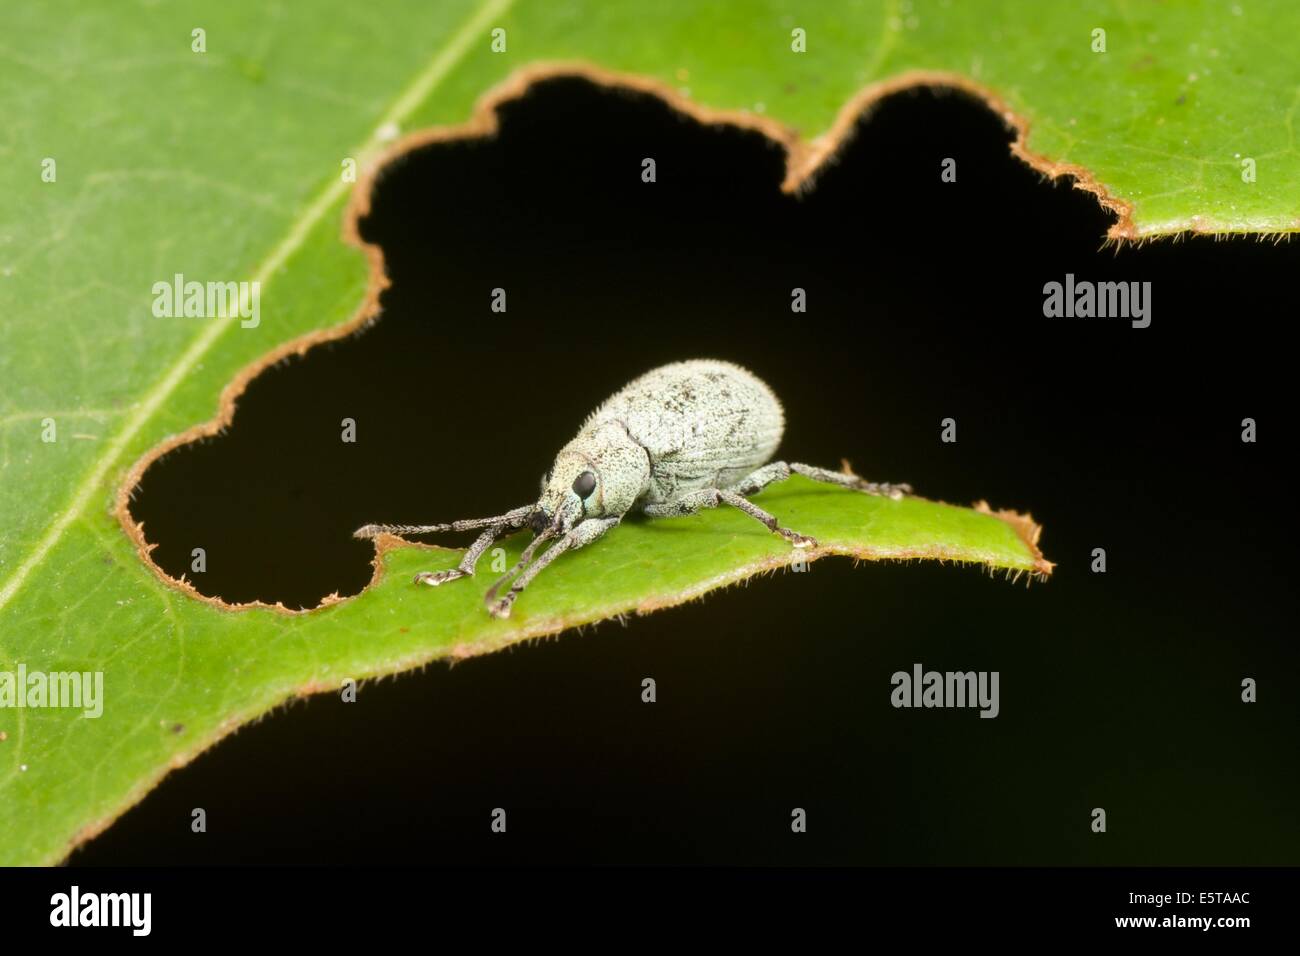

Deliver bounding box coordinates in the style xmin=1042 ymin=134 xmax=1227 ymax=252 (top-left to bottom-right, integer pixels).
xmin=644 ymin=489 xmax=817 ymax=548
xmin=486 ymin=516 xmax=621 ymax=619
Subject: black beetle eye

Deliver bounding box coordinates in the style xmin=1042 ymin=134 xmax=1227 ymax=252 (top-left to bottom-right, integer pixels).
xmin=572 ymin=471 xmax=597 ymax=498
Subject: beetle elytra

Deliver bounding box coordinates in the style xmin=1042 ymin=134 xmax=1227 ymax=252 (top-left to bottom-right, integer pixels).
xmin=355 ymin=359 xmax=911 ymax=618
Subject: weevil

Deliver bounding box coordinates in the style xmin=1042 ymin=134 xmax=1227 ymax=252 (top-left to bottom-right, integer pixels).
xmin=355 ymin=359 xmax=911 ymax=618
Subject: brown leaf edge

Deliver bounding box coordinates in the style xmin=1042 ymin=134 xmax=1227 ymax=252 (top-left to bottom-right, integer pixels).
xmin=115 ymin=62 xmax=1071 ymax=617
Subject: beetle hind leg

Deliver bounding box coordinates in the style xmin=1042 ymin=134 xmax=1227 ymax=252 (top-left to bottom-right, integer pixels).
xmin=790 ymin=462 xmax=911 ymax=499
xmin=656 ymin=458 xmax=914 ymax=550
xmin=728 ymin=461 xmax=911 ymax=500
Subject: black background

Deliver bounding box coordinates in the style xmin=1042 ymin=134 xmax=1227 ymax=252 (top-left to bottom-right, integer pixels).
xmin=108 ymin=77 xmax=1295 ymax=865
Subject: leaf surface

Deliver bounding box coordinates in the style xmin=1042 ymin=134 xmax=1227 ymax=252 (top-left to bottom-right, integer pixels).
xmin=8 ymin=0 xmax=1288 ymax=863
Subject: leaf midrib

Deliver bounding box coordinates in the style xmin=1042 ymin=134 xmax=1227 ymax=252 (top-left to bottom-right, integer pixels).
xmin=0 ymin=0 xmax=518 ymax=619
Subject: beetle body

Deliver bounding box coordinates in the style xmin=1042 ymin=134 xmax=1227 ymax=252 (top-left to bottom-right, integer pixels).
xmin=536 ymin=360 xmax=783 ymax=530
xmin=357 ymin=359 xmax=910 ymax=618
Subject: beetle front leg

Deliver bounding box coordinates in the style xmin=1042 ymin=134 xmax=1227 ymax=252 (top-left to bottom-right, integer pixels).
xmin=487 ymin=516 xmax=621 ymax=619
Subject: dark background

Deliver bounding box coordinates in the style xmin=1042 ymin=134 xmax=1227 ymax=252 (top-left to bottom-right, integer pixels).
xmin=99 ymin=77 xmax=1295 ymax=865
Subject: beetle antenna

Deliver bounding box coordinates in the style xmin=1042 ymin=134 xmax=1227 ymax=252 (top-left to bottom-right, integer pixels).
xmin=354 ymin=523 xmax=455 ymax=538
xmin=355 ymin=505 xmax=534 ymax=539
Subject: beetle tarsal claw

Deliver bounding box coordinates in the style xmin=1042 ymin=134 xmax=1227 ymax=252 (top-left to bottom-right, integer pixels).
xmin=487 ymin=596 xmax=514 ymax=619
xmin=415 ymin=569 xmax=465 ymax=587
xmin=791 ymin=534 xmax=817 ymax=549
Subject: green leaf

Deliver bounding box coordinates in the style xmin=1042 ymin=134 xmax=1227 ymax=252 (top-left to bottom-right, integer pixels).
xmin=2 ymin=0 xmax=1282 ymax=864
xmin=4 ymin=479 xmax=1048 ymax=866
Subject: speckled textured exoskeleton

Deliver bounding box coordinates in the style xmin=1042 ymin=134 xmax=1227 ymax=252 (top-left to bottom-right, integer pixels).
xmin=356 ymin=360 xmax=911 ymax=618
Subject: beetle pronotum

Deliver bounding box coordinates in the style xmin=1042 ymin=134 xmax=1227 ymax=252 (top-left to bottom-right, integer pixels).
xmin=356 ymin=359 xmax=911 ymax=618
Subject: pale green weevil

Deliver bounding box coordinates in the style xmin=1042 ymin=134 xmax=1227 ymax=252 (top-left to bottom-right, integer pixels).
xmin=356 ymin=359 xmax=911 ymax=618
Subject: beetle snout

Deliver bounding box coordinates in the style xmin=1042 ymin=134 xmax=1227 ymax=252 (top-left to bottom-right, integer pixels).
xmin=529 ymin=508 xmax=552 ymax=536
xmin=554 ymin=493 xmax=585 ymax=534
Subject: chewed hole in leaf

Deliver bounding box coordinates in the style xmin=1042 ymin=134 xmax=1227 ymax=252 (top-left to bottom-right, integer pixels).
xmin=123 ymin=78 xmax=1057 ymax=608
xmin=128 ymin=74 xmax=1285 ymax=610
